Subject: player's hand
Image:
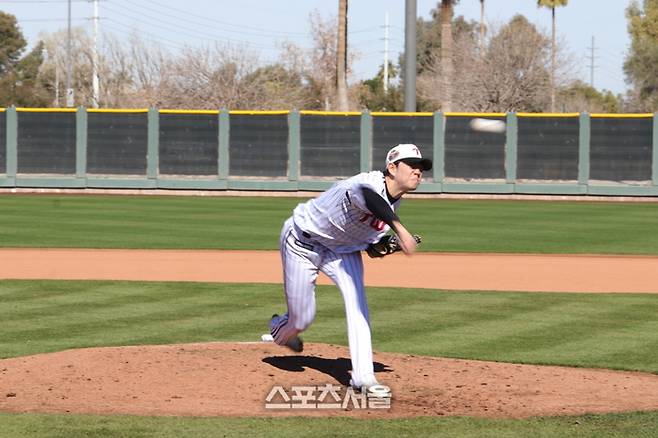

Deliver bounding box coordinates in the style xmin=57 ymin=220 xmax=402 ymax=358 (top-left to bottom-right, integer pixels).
xmin=392 ymin=222 xmax=417 ymax=255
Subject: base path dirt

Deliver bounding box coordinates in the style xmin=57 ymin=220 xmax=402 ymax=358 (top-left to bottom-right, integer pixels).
xmin=1 ymin=248 xmax=658 ymax=293
xmin=1 ymin=248 xmax=658 ymax=419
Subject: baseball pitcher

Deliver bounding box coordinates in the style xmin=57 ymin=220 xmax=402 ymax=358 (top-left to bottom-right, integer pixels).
xmin=269 ymin=143 xmax=431 ymax=391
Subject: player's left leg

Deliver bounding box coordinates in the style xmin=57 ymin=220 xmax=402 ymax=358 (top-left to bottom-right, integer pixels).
xmin=271 ymin=218 xmax=321 ymax=352
xmin=320 ymin=250 xmax=377 ymax=389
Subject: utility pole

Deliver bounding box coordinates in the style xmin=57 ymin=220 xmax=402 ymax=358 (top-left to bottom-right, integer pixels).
xmin=383 ymin=11 xmax=389 ymax=93
xmin=91 ymin=0 xmax=100 ymax=108
xmin=586 ymin=35 xmax=598 ymax=88
xmin=479 ymin=0 xmax=485 ymax=53
xmin=54 ymin=51 xmax=60 ymax=106
xmin=403 ymin=0 xmax=417 ymax=112
xmin=66 ymin=0 xmax=74 ymax=107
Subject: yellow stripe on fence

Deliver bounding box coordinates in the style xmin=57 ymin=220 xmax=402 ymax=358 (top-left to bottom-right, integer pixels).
xmin=371 ymin=111 xmax=433 ymax=117
xmin=590 ymin=113 xmax=654 ymax=118
xmin=230 ymin=110 xmax=290 ymax=115
xmin=300 ymin=110 xmax=361 ymax=116
xmin=87 ymin=108 xmax=149 ymax=113
xmin=444 ymin=112 xmax=507 ymax=117
xmin=16 ymin=107 xmax=78 ymax=113
xmin=159 ymin=109 xmax=220 ymax=115
xmin=517 ymin=112 xmax=580 ymax=117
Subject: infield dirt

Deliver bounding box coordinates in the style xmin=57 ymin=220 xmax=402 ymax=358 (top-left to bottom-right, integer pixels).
xmin=1 ymin=249 xmax=657 ymax=418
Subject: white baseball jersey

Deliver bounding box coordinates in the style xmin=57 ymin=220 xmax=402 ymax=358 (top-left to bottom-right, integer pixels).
xmin=292 ymin=171 xmax=401 ymax=253
xmin=271 ymin=171 xmax=402 ymax=389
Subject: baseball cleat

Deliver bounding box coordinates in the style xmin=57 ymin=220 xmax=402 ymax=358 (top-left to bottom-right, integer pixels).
xmin=349 ymin=373 xmax=380 ymax=393
xmin=285 ymin=336 xmax=304 ymax=353
xmin=269 ymin=313 xmax=304 ymax=353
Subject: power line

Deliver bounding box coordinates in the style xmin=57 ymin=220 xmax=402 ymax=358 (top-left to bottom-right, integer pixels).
xmin=102 ymin=2 xmax=288 ymax=52
xmin=17 ymin=17 xmax=86 ymax=22
xmin=0 ymin=0 xmax=87 ymax=3
xmin=140 ymin=0 xmax=308 ymax=37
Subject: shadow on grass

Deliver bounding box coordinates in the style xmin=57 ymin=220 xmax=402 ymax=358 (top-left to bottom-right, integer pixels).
xmin=262 ymin=356 xmax=392 ymax=386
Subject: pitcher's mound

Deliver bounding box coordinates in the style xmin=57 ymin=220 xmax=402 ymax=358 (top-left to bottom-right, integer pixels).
xmin=1 ymin=342 xmax=658 ymax=418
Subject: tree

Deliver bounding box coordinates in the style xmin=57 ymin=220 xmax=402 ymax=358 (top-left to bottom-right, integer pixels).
xmin=537 ymin=0 xmax=569 ymax=112
xmin=0 ymin=11 xmax=26 ymax=74
xmin=39 ymin=26 xmax=105 ymax=107
xmin=0 ymin=11 xmax=52 ymax=106
xmin=415 ymin=3 xmax=475 ymax=74
xmin=557 ymin=80 xmax=620 ymax=113
xmin=412 ymin=2 xmax=477 ymax=110
xmin=624 ymin=0 xmax=658 ymax=110
xmin=281 ymin=10 xmax=358 ymax=110
xmin=336 ymin=0 xmax=349 ymax=110
xmin=11 ymin=42 xmax=50 ymax=106
xmin=356 ymin=62 xmax=403 ymax=111
xmin=439 ymin=0 xmax=457 ymax=111
xmin=242 ymin=64 xmax=314 ymax=110
xmin=418 ymin=15 xmax=557 ymax=112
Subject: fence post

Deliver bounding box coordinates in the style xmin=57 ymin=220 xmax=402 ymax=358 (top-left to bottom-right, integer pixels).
xmin=360 ymin=110 xmax=372 ymax=172
xmin=147 ymin=108 xmax=159 ymax=180
xmin=76 ymin=107 xmax=87 ymax=179
xmin=6 ymin=107 xmax=17 ymax=180
xmin=433 ymin=111 xmax=444 ymax=183
xmin=653 ymin=112 xmax=658 ymax=187
xmin=578 ymin=112 xmax=590 ymax=186
xmin=218 ymin=109 xmax=230 ymax=180
xmin=287 ymin=110 xmax=300 ymax=182
xmin=505 ymin=112 xmax=518 ymax=184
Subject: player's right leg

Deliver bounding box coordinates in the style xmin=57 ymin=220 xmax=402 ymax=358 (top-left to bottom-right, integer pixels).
xmin=270 ymin=218 xmax=320 ymax=351
xmin=320 ymin=250 xmax=377 ymax=390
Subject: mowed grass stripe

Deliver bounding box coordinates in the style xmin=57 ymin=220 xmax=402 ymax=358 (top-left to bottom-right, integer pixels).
xmin=371 ymin=293 xmax=658 ymax=372
xmin=1 ymin=195 xmax=658 ymax=253
xmin=0 ymin=195 xmax=297 ymax=250
xmin=1 ymin=410 xmax=658 ymax=438
xmin=0 ymin=281 xmax=263 ymax=323
xmin=0 ymin=282 xmax=284 ymax=358
xmin=0 ymin=293 xmax=279 ymax=349
xmin=2 ymin=280 xmax=658 ymax=376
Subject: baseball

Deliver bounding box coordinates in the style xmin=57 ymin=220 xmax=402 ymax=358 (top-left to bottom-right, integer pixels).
xmin=469 ymin=118 xmax=506 ymax=134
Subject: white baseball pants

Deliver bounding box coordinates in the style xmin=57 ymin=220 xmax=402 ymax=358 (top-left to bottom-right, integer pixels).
xmin=273 ymin=217 xmax=375 ymax=387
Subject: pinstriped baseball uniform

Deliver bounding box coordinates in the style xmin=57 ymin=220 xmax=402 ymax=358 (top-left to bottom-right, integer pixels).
xmin=272 ymin=171 xmax=400 ymax=388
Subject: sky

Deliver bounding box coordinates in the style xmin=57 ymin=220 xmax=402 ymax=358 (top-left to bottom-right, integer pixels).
xmin=0 ymin=0 xmax=633 ymax=95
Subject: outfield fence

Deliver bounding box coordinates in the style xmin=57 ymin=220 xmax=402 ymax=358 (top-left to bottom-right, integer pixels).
xmin=1 ymin=107 xmax=657 ymax=196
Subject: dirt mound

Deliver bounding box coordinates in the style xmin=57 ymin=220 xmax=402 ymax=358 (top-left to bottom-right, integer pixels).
xmin=2 ymin=342 xmax=658 ymax=418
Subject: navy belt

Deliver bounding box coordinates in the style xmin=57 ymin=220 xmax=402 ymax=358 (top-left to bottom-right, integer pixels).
xmin=294 ymin=237 xmax=314 ymax=251
xmin=291 ymin=229 xmax=314 ymax=250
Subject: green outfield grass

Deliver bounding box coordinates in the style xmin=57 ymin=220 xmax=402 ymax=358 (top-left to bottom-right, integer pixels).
xmin=2 ymin=280 xmax=657 ymax=370
xmin=1 ymin=411 xmax=657 ymax=438
xmin=0 ymin=194 xmax=658 ymax=253
xmin=1 ymin=280 xmax=658 ymax=437
xmin=1 ymin=193 xmax=657 ymax=437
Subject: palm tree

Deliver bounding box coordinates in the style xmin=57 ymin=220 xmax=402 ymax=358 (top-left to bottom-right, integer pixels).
xmin=440 ymin=0 xmax=455 ymax=111
xmin=537 ymin=0 xmax=569 ymax=112
xmin=336 ymin=0 xmax=349 ymax=110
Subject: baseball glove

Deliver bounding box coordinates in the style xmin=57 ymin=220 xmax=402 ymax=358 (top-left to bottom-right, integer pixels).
xmin=365 ymin=234 xmax=422 ymax=258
